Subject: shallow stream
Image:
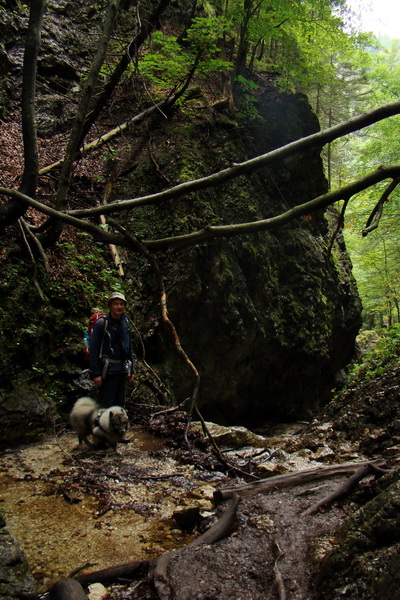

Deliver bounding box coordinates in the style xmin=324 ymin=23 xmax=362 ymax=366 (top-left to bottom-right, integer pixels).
xmin=0 ymin=428 xmax=221 ymax=592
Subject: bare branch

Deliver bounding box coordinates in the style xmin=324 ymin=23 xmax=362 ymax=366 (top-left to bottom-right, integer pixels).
xmin=38 ymin=87 xmax=200 ymax=176
xmin=68 ymin=99 xmax=400 ymax=219
xmin=2 ymin=163 xmax=400 ymax=253
xmin=40 ymin=0 xmax=123 ymax=247
xmin=18 ymin=218 xmax=45 ymax=301
xmin=143 ymin=164 xmax=400 ymax=251
xmin=362 ymin=176 xmax=400 ymax=236
xmin=0 ymin=187 xmax=127 ymax=245
xmin=79 ymin=0 xmax=172 ymax=145
xmin=55 ymin=0 xmax=122 ymax=213
xmin=326 ymin=198 xmax=349 ymax=258
xmin=20 ymin=218 xmax=51 ymax=273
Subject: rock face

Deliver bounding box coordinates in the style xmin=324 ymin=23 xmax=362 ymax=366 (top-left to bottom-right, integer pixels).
xmin=315 ymin=471 xmax=400 ymax=600
xmin=0 ymin=0 xmax=103 ymax=127
xmin=0 ymin=514 xmax=36 ymax=600
xmin=121 ymin=88 xmax=362 ymax=426
xmin=0 ymin=389 xmax=51 ymax=449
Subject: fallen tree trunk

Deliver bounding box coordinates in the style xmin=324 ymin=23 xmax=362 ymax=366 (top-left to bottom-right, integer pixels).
xmin=38 ymin=87 xmax=200 ymax=176
xmin=214 ymin=459 xmax=386 ymax=504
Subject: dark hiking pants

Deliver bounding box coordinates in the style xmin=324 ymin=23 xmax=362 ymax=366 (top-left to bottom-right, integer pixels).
xmin=98 ymin=373 xmax=127 ymax=407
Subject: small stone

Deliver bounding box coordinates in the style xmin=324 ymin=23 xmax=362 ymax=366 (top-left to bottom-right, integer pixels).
xmin=88 ymin=582 xmax=109 ymax=600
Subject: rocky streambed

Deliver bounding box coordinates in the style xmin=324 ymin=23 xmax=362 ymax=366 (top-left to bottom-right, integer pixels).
xmin=0 ymin=418 xmax=324 ymax=598
xmin=0 ymin=426 xmax=226 ymax=595
xmin=1 ymin=388 xmax=400 ymax=600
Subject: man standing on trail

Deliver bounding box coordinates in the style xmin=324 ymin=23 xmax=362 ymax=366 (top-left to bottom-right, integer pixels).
xmin=90 ymin=292 xmax=135 ymax=408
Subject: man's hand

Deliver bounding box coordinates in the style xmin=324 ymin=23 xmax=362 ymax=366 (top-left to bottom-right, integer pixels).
xmin=128 ymin=374 xmax=135 ymax=383
xmin=93 ymin=376 xmax=102 ymax=387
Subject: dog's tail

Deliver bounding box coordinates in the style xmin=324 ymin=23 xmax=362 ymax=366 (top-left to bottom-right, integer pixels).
xmin=70 ymin=396 xmax=99 ymax=434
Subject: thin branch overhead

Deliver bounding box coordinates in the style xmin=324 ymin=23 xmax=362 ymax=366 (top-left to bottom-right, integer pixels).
xmin=2 ymin=163 xmax=400 ymax=253
xmin=66 ymin=99 xmax=400 ymax=219
xmin=1 ymin=100 xmax=400 ymax=253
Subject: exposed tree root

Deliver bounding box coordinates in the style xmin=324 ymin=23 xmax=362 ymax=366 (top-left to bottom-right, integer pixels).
xmin=45 ymin=459 xmax=390 ymax=600
xmin=272 ymin=539 xmax=286 ymax=600
xmin=76 ymin=560 xmax=151 ymax=586
xmin=214 ymin=459 xmax=387 ymax=504
xmin=304 ymin=460 xmax=388 ymax=515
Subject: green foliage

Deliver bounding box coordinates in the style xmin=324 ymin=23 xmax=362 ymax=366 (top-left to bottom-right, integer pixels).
xmin=48 ymin=239 xmax=120 ymax=311
xmin=185 ymin=16 xmax=230 ymax=58
xmin=138 ymin=17 xmax=232 ymax=92
xmin=344 ymin=198 xmax=400 ymax=326
xmin=340 ymin=40 xmax=400 ymax=326
xmin=221 ymin=0 xmax=364 ymax=93
xmin=349 ymin=325 xmax=400 ymax=383
xmin=138 ymin=32 xmax=191 ymax=90
xmin=235 ymin=75 xmax=264 ymax=121
xmin=0 ymin=229 xmax=129 ymax=412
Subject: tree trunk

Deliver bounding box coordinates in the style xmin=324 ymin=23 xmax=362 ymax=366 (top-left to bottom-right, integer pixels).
xmin=0 ymin=0 xmax=44 ymax=230
xmin=40 ymin=0 xmax=122 ymax=248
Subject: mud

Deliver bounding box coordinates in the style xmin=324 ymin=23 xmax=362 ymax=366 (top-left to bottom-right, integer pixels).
xmin=165 ymin=479 xmax=346 ymax=600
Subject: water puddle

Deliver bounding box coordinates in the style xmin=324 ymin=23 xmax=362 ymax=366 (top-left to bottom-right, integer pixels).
xmin=0 ymin=428 xmax=219 ymax=592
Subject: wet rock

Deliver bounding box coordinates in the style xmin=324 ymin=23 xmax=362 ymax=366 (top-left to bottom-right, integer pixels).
xmin=313 ymin=445 xmax=335 ymax=461
xmin=193 ymin=422 xmax=269 ymax=449
xmin=315 ymin=470 xmax=400 ymax=600
xmin=0 ymin=519 xmax=36 ymax=600
xmin=49 ymin=578 xmax=88 ymax=600
xmin=0 ymin=388 xmax=52 ymax=449
xmin=88 ymin=582 xmax=108 ymax=600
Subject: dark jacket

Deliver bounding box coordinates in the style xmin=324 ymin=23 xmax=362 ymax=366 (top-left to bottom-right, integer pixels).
xmin=90 ymin=313 xmax=134 ymax=377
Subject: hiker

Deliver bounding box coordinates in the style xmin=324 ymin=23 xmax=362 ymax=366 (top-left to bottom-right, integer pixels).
xmin=90 ymin=292 xmax=135 ymax=408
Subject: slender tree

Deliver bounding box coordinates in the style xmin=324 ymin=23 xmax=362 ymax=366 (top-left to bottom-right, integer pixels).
xmin=0 ymin=0 xmax=44 ymax=228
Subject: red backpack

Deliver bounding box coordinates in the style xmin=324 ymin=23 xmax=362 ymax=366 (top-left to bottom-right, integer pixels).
xmin=83 ymin=311 xmax=107 ymax=362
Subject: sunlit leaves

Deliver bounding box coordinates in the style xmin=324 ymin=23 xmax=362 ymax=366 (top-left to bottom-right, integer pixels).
xmin=138 ymin=17 xmax=233 ymax=91
xmin=340 ymin=39 xmax=400 ymax=325
xmin=219 ymin=0 xmax=363 ymax=92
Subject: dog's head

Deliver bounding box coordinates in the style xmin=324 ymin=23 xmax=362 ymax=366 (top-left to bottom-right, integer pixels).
xmin=108 ymin=407 xmax=129 ymax=438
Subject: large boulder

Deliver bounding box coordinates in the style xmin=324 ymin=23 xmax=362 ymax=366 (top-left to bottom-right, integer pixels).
xmin=120 ymin=88 xmax=361 ymax=425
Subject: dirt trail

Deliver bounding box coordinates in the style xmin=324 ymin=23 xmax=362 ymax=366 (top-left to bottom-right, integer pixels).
xmin=165 ymin=476 xmax=347 ymax=600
